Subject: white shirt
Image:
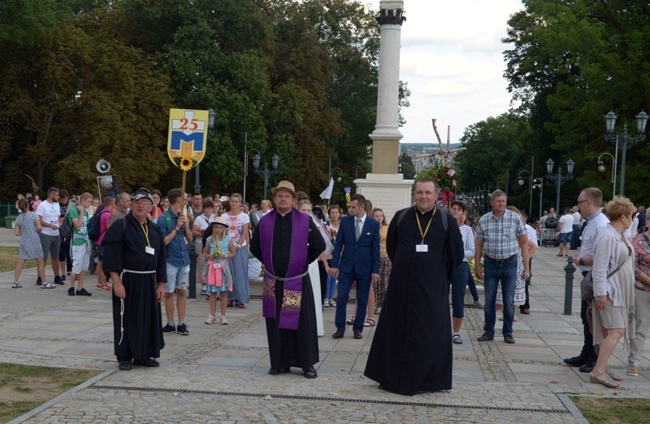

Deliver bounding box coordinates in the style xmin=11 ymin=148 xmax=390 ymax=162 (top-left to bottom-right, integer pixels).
xmin=459 ymin=224 xmax=475 ymax=262
xmin=36 ymin=200 xmax=61 ymax=237
xmin=525 ymin=224 xmax=538 ymax=246
xmin=579 ymin=210 xmax=610 ymax=271
xmin=193 ymin=213 xmax=215 ymax=233
xmin=572 ymin=212 xmax=581 ymax=226
xmin=559 ymin=214 xmax=574 ymax=234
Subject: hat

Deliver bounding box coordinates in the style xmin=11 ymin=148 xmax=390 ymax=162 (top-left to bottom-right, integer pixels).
xmin=219 ymin=196 xmax=229 ymax=202
xmin=211 ymin=216 xmax=229 ymax=228
xmin=131 ymin=187 xmax=154 ymax=203
xmin=271 ymin=180 xmax=297 ymax=198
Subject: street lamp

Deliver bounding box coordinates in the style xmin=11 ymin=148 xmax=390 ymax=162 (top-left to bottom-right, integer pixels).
xmin=253 ymin=153 xmax=280 ymax=199
xmin=546 ymin=158 xmax=574 ymax=214
xmin=517 ymin=169 xmax=533 ymax=216
xmin=597 ymin=152 xmax=617 ymax=197
xmin=532 ymin=177 xmax=543 ymax=219
xmin=195 ymin=108 xmax=216 ymax=194
xmin=330 ymin=167 xmax=343 ymax=182
xmin=604 ymin=110 xmax=648 ymax=196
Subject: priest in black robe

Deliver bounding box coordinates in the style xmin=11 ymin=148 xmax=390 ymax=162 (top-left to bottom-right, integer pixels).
xmin=250 ymin=181 xmax=325 ymax=379
xmin=364 ymin=179 xmax=464 ymax=395
xmin=102 ymin=188 xmax=166 ymax=371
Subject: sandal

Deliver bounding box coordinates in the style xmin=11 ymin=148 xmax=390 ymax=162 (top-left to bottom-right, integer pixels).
xmin=556 ymin=253 xmax=564 ymax=257
xmin=452 ymin=333 xmax=463 ymax=344
xmin=605 ymin=368 xmax=623 ymax=381
xmin=12 ymin=282 xmax=22 ymax=288
xmin=627 ymin=366 xmax=639 ymax=377
xmin=363 ymin=318 xmax=375 ymax=327
xmin=97 ymin=284 xmax=112 ymax=291
xmin=589 ymin=372 xmax=620 ymax=388
xmin=346 ymin=316 xmax=355 ymax=325
xmin=236 ymin=302 xmax=245 ymax=308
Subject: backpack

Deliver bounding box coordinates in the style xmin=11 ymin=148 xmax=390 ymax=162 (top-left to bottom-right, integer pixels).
xmin=60 ymin=211 xmax=73 ymax=240
xmin=88 ymin=209 xmax=111 ymax=242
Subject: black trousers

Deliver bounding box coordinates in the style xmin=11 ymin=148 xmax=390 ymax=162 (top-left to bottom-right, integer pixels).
xmin=579 ymin=271 xmax=597 ymax=361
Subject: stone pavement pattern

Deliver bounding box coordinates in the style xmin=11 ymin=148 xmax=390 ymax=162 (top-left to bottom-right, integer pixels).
xmin=1 ymin=228 xmax=650 ymax=423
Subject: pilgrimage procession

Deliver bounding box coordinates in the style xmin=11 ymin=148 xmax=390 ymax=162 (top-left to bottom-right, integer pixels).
xmin=2 ymin=0 xmax=650 ymax=422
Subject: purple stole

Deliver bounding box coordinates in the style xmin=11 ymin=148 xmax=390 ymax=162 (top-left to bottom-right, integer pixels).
xmin=259 ymin=209 xmax=309 ymax=331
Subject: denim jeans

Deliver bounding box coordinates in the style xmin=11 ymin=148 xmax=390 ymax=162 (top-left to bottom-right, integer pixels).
xmin=571 ymin=224 xmax=580 ymax=250
xmin=450 ymin=262 xmax=470 ymax=318
xmin=483 ymin=257 xmax=518 ymax=336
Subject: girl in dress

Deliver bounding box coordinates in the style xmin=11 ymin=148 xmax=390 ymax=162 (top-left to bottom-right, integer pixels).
xmin=13 ymin=199 xmax=47 ymax=288
xmin=202 ymin=217 xmax=236 ymax=325
xmin=221 ymin=193 xmax=250 ymax=307
xmin=372 ymin=208 xmax=391 ymax=313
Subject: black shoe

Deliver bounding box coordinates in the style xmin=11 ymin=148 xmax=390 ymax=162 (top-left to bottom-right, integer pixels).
xmin=353 ymin=330 xmax=362 ymax=339
xmin=162 ymin=324 xmax=175 ymax=333
xmin=303 ymin=366 xmax=317 ymax=379
xmin=36 ymin=277 xmax=42 ymax=286
xmin=477 ymin=332 xmax=494 ymax=341
xmin=564 ymin=356 xmax=588 ymax=367
xmin=332 ymin=330 xmax=345 ymax=339
xmin=67 ymin=287 xmax=75 ymax=296
xmin=118 ymin=361 xmax=132 ymax=371
xmin=268 ymin=367 xmax=290 ymax=375
xmin=176 ymin=323 xmax=189 ymax=335
xmin=62 ymin=275 xmax=66 ymax=281
xmin=54 ymin=275 xmax=64 ymax=285
xmin=133 ymin=358 xmax=160 ymax=367
xmin=76 ymin=288 xmax=92 ymax=296
xmin=579 ymin=360 xmax=596 ymax=373
xmin=504 ymin=334 xmax=515 ymax=344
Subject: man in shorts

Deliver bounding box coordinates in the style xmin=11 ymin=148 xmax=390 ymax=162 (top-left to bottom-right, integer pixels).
xmin=36 ymin=187 xmax=63 ymax=288
xmin=67 ymin=192 xmax=93 ymax=296
xmin=557 ymin=208 xmax=574 ymax=257
xmin=158 ymin=188 xmax=192 ymax=335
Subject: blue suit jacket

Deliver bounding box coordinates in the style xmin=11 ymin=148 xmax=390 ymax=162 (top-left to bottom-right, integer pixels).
xmin=331 ymin=214 xmax=380 ymax=276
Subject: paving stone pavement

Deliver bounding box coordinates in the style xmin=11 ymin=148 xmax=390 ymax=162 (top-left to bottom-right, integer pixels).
xmin=2 ymin=228 xmax=650 ymax=423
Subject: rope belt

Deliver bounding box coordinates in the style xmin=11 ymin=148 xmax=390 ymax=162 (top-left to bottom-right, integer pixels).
xmin=264 ymin=269 xmax=310 ymax=281
xmin=117 ymin=269 xmax=157 ymax=345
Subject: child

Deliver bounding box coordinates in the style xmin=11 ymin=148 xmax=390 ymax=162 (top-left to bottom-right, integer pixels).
xmin=202 ymin=217 xmax=236 ymax=325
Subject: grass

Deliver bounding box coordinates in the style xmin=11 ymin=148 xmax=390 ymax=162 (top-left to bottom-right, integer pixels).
xmin=570 ymin=396 xmax=650 ymax=423
xmin=0 ymin=246 xmax=21 ymax=273
xmin=0 ymin=363 xmax=100 ymax=423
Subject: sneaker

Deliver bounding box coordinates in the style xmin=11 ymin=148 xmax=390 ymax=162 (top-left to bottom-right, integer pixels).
xmin=323 ymin=300 xmax=329 ymax=307
xmin=474 ymin=300 xmax=484 ymax=309
xmin=68 ymin=287 xmax=75 ymax=296
xmin=41 ymin=283 xmax=56 ymax=289
xmin=162 ymin=324 xmax=175 ymax=333
xmin=54 ymin=275 xmax=64 ymax=285
xmin=176 ymin=323 xmax=189 ymax=335
xmin=205 ymin=316 xmax=216 ymax=325
xmin=12 ymin=282 xmax=22 ymax=288
xmin=452 ymin=333 xmax=463 ymax=344
xmin=200 ymin=289 xmax=207 ymax=296
xmin=329 ymin=300 xmax=337 ymax=307
xmin=36 ymin=277 xmax=42 ymax=286
xmin=220 ymin=316 xmax=228 ymax=325
xmin=61 ymin=275 xmax=66 ymax=281
xmin=76 ymin=288 xmax=92 ymax=296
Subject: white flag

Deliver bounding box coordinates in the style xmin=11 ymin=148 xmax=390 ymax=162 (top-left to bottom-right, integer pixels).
xmin=319 ymin=178 xmax=334 ymax=200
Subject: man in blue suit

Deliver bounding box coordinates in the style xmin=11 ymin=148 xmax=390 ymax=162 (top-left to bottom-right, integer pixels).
xmin=329 ymin=194 xmax=380 ymax=339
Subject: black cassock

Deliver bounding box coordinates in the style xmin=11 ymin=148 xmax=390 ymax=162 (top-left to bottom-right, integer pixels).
xmin=250 ymin=212 xmax=325 ymax=371
xmin=364 ymin=207 xmax=463 ymax=395
xmin=102 ymin=214 xmax=166 ymax=362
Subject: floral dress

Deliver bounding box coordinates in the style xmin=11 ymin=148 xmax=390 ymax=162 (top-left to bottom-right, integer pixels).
xmin=16 ymin=212 xmax=43 ymax=260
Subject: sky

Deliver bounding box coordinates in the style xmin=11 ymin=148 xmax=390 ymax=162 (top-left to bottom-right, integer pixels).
xmin=366 ymin=0 xmax=524 ymax=144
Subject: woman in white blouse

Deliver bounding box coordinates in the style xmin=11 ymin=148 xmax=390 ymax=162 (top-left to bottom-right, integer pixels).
xmin=449 ymin=200 xmax=474 ymax=344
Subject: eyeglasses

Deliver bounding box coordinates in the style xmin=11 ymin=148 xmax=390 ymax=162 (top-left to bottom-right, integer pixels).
xmin=577 ymin=199 xmax=588 ymax=205
xmin=132 ymin=200 xmax=153 ymax=206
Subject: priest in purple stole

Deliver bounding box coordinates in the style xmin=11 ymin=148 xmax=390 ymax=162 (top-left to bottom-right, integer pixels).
xmin=250 ymin=181 xmax=326 ymax=379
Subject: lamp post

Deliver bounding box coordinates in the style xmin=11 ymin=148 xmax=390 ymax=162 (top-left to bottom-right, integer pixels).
xmin=546 ymin=158 xmax=574 ymax=214
xmin=330 ymin=167 xmax=343 ymax=182
xmin=253 ymin=153 xmax=280 ymax=199
xmin=517 ymin=169 xmax=533 ymax=215
xmin=604 ymin=110 xmax=648 ymax=196
xmin=597 ymin=152 xmax=617 ymax=197
xmin=533 ymin=178 xmax=543 ymax=219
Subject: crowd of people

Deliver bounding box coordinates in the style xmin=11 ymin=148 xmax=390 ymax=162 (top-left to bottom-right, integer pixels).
xmin=10 ymin=180 xmax=650 ymax=395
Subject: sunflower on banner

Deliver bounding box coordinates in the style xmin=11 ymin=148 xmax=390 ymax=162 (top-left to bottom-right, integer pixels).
xmin=418 ymin=163 xmax=457 ymax=206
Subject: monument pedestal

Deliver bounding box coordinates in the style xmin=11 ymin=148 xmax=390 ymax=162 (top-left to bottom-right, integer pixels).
xmin=354 ymin=173 xmax=413 ymax=222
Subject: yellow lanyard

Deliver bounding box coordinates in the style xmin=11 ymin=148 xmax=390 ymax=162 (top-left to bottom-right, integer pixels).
xmin=141 ymin=222 xmax=150 ymax=246
xmin=415 ymin=206 xmax=436 ymax=244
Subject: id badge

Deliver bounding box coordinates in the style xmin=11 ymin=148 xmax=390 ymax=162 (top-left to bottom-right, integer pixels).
xmin=416 ymin=244 xmax=428 ymax=253
xmin=145 ymin=246 xmax=155 ymax=255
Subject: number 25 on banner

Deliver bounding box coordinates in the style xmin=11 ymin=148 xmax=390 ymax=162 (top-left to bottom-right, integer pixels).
xmin=167 ymin=108 xmax=209 ymax=171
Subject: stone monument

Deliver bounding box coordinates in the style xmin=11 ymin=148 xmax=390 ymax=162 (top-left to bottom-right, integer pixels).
xmin=354 ymin=0 xmax=413 ymax=221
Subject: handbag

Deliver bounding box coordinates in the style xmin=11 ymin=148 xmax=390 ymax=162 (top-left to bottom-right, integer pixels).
xmin=580 ymin=244 xmax=627 ymax=302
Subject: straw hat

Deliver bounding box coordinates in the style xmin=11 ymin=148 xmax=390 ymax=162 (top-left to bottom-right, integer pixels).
xmin=211 ymin=216 xmax=229 ymax=228
xmin=271 ymin=180 xmax=297 ymax=198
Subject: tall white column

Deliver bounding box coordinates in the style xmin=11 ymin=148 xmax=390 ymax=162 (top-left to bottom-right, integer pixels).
xmin=370 ymin=1 xmax=406 ymax=174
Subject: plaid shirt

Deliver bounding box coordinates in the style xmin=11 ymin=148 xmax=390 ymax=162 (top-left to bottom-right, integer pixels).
xmin=476 ymin=209 xmax=526 ymax=259
xmin=632 ymin=233 xmax=650 ymax=291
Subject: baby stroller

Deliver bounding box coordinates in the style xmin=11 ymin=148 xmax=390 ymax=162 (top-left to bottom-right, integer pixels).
xmin=541 ymin=217 xmax=559 ymax=247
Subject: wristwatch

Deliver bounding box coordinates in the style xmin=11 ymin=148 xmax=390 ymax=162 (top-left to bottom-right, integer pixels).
xmin=578 ymin=258 xmax=585 ymax=266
